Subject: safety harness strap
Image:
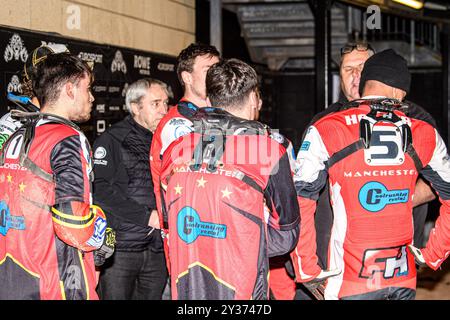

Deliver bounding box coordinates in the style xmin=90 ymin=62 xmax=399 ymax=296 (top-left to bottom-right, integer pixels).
xmin=21 ymin=156 xmax=53 ymax=182
xmin=1 ymin=111 xmax=82 ymax=180
xmin=326 ymin=139 xmax=366 ymax=169
xmin=406 ymin=144 xmax=424 ymax=172
xmin=326 ymin=99 xmax=423 ymax=171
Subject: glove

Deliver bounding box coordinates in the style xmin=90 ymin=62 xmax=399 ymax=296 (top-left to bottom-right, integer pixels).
xmin=408 ymin=244 xmax=427 ymax=267
xmin=316 ymin=268 xmax=341 ymax=281
xmin=302 ymin=269 xmax=341 ymax=300
xmin=94 ymin=227 xmax=116 ymax=267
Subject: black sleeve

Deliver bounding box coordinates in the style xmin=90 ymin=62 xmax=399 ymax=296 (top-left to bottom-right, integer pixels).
xmin=302 ymin=101 xmax=344 ymax=141
xmin=405 ymin=100 xmax=437 ymax=128
xmin=267 ymin=225 xmax=299 ymax=258
xmin=51 ymin=135 xmax=89 ymax=203
xmin=265 ymin=151 xmax=300 ymax=256
xmin=92 ymin=132 xmax=151 ymax=228
xmin=266 ymin=152 xmax=300 ymax=229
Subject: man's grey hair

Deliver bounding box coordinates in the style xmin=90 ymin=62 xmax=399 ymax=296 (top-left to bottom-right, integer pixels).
xmin=125 ymin=78 xmax=169 ymax=113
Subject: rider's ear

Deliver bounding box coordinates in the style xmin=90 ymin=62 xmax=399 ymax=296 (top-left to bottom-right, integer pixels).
xmin=392 ymin=87 xmax=406 ymax=101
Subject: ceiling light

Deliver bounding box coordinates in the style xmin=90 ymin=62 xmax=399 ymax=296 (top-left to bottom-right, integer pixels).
xmin=424 ymin=1 xmax=448 ymax=10
xmin=392 ymin=0 xmax=424 ymax=9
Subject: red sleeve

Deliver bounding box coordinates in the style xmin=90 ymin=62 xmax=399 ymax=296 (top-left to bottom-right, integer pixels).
xmin=419 ymin=129 xmax=450 ymax=269
xmin=50 ymin=135 xmax=107 ymax=252
xmin=150 ymin=106 xmax=194 ymax=227
xmin=290 ymin=197 xmax=322 ymax=281
xmin=150 ymin=126 xmax=164 ymax=226
xmin=52 ymin=202 xmax=107 ymax=252
xmin=290 ymin=125 xmax=329 ymax=281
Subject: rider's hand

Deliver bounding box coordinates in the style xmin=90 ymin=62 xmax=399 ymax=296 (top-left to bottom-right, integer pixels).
xmin=148 ymin=210 xmax=160 ymax=229
xmin=93 ymin=227 xmax=116 ymax=267
xmin=408 ymin=245 xmax=427 ymax=267
xmin=302 ymin=269 xmax=341 ymax=300
xmin=315 ymin=268 xmax=341 ymax=281
xmin=297 ymin=268 xmax=341 ymax=285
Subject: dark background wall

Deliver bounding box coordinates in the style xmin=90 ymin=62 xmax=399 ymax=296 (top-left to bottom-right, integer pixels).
xmin=259 ymin=72 xmax=316 ymax=151
xmin=196 ymin=0 xmax=251 ymax=63
xmin=409 ymin=70 xmax=443 ymax=133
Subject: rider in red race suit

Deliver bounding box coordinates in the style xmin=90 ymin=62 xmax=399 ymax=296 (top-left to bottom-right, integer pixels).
xmin=0 ymin=53 xmax=111 ymax=300
xmin=291 ymin=49 xmax=450 ymax=300
xmin=150 ymin=44 xmax=220 ymax=274
xmin=150 ymin=44 xmax=220 ymax=220
xmin=160 ymin=59 xmax=300 ymax=299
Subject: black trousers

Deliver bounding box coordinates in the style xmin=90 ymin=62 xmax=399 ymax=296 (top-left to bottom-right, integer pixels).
xmin=97 ymin=246 xmax=168 ymax=300
xmin=294 ymin=285 xmax=416 ymax=300
xmin=341 ymin=287 xmax=416 ymax=300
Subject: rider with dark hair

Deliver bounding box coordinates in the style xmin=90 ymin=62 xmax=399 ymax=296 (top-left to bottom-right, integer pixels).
xmin=160 ymin=58 xmax=300 ymax=299
xmin=0 ymin=52 xmax=114 ymax=300
xmin=149 ymin=43 xmax=220 ymax=274
xmin=0 ymin=44 xmax=69 ymax=149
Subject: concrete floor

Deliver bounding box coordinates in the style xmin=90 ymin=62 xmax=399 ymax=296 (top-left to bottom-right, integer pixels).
xmin=416 ymin=259 xmax=450 ymax=300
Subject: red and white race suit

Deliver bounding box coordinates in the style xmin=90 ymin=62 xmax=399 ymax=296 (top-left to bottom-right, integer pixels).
xmin=291 ymin=100 xmax=450 ymax=299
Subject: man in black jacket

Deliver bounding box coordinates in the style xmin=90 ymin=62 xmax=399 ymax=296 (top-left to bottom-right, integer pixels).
xmin=94 ymin=78 xmax=169 ymax=300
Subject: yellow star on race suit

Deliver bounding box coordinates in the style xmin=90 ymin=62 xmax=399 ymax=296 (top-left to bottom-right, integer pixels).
xmin=221 ymin=187 xmax=232 ymax=199
xmin=7 ymin=173 xmax=13 ymax=183
xmin=19 ymin=182 xmax=26 ymax=193
xmin=196 ymin=176 xmax=207 ymax=188
xmin=174 ymin=183 xmax=183 ymax=195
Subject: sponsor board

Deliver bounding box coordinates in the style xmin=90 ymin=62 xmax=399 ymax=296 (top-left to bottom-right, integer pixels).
xmin=0 ymin=26 xmax=181 ymax=143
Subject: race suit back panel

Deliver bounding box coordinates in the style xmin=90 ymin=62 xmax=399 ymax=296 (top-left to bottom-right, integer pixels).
xmin=161 ymin=133 xmax=286 ymax=300
xmin=299 ymin=104 xmax=436 ymax=299
xmin=0 ymin=123 xmax=97 ymax=300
